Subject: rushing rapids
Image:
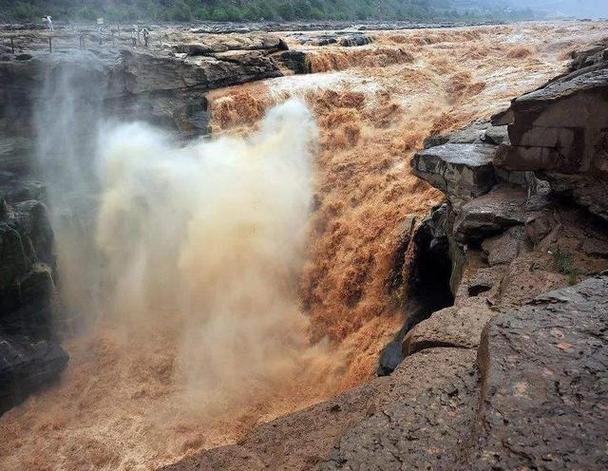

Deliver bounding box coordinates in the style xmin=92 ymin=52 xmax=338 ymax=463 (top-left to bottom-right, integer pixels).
xmin=1 ymin=21 xmax=607 ymax=471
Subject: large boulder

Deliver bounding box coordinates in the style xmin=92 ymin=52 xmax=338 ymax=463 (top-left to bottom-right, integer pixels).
xmin=493 ymin=61 xmax=608 ymax=220
xmin=481 ymin=225 xmax=527 ymax=266
xmin=569 ymin=39 xmax=608 ymax=72
xmin=291 ymin=32 xmax=373 ymax=48
xmin=453 ymin=185 xmax=529 ymax=242
xmin=0 ymin=334 xmax=68 ymax=414
xmin=402 ymin=304 xmax=496 ymax=355
xmin=0 ymin=196 xmax=66 ymax=414
xmin=321 ymin=348 xmax=478 ymax=471
xmin=0 ymin=200 xmax=55 ymax=332
xmin=120 ymin=48 xmax=282 ymax=95
xmin=411 ymin=143 xmax=497 ymax=206
xmin=463 ymin=275 xmax=608 ymax=469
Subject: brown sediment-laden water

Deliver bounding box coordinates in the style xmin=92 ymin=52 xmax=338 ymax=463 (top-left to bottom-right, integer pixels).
xmin=0 ymin=21 xmax=606 ymax=471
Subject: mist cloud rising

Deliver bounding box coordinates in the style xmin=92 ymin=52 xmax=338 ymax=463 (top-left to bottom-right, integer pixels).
xmin=90 ymin=99 xmax=328 ymax=413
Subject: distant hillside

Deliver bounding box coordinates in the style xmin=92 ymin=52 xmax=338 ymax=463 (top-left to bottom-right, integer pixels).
xmin=0 ymin=0 xmax=537 ymax=23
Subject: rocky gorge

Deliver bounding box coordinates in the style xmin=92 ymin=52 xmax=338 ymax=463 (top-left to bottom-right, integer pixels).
xmin=0 ymin=20 xmax=607 ymax=470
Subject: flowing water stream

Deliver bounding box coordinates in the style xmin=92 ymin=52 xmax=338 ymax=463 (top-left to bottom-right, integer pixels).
xmin=1 ymin=21 xmax=606 ymax=471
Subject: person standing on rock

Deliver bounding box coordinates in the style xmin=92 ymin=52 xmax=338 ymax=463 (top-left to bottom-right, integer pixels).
xmin=43 ymin=16 xmax=54 ymax=32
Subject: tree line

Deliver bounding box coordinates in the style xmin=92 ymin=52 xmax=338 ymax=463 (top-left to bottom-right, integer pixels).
xmin=1 ymin=0 xmax=536 ymax=23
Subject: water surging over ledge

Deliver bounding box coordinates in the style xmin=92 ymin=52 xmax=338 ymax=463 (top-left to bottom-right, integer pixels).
xmin=94 ymin=100 xmax=336 ymax=415
xmin=1 ymin=60 xmax=342 ymax=467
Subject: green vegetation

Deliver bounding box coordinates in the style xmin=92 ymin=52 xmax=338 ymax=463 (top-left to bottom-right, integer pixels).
xmin=0 ymin=0 xmax=536 ymax=23
xmin=553 ymin=247 xmax=579 ymax=286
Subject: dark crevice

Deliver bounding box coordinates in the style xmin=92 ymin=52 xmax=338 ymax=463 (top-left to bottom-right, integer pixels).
xmin=378 ymin=206 xmax=455 ymax=376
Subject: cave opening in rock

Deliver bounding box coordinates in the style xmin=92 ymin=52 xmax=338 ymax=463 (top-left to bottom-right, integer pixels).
xmin=378 ymin=207 xmax=455 ymax=376
xmin=406 ymin=219 xmax=455 ymax=327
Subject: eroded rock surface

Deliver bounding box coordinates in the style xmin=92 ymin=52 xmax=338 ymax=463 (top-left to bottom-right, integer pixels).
xmin=0 ymin=195 xmax=67 ymax=413
xmin=462 ymin=275 xmax=608 ymax=470
xmin=493 ymin=55 xmax=608 ymax=219
xmin=402 ymin=304 xmax=495 ymax=355
xmin=322 ymin=348 xmax=478 ymax=471
xmin=411 ymin=143 xmax=497 ymax=205
xmin=0 ymin=335 xmax=68 ymax=414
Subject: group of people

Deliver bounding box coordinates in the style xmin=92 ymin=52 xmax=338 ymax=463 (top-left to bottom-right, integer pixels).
xmin=41 ymin=15 xmax=152 ymax=49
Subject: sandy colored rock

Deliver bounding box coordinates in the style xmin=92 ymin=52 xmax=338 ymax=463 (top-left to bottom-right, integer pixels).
xmin=464 ymin=275 xmax=608 ymax=470
xmin=321 ymin=348 xmax=478 ymax=470
xmin=402 ymin=304 xmax=496 ymax=355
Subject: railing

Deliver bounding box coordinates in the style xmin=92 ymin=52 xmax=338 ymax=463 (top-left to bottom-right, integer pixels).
xmin=4 ymin=26 xmax=153 ymax=54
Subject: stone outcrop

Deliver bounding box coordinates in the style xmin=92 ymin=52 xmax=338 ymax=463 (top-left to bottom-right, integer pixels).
xmin=0 ymin=335 xmax=68 ymax=414
xmin=0 ymin=194 xmax=68 ymax=414
xmin=402 ymin=303 xmax=495 ymax=355
xmin=291 ymin=32 xmax=373 ymax=47
xmin=169 ymin=33 xmax=287 ymax=55
xmin=0 ymin=31 xmax=312 ymax=147
xmin=569 ymin=38 xmax=608 ymax=71
xmin=322 ymin=348 xmax=478 ymax=471
xmin=121 ymin=48 xmax=283 ymax=96
xmin=492 ymin=53 xmax=608 ymax=220
xmin=452 ymin=184 xmax=530 ymax=241
xmin=422 ymin=120 xmax=507 ymax=148
xmin=463 ymin=275 xmax=608 ymax=469
xmin=411 ymin=143 xmax=497 ymax=206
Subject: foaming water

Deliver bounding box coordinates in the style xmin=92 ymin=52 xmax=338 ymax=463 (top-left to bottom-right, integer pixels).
xmin=96 ymin=100 xmax=329 ymax=413
xmin=0 ymin=98 xmax=341 ymax=470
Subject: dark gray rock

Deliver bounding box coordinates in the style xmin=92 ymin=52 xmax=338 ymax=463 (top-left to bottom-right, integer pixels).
xmin=376 ymin=339 xmax=403 ymax=376
xmin=492 ymin=61 xmax=608 ymax=220
xmin=322 ymin=348 xmax=478 ymax=471
xmin=411 ymin=143 xmax=497 ymax=206
xmin=0 ymin=334 xmax=68 ymax=414
xmin=274 ymin=50 xmax=310 ymax=74
xmin=0 ymin=195 xmax=60 ymax=413
xmin=0 ymin=199 xmax=54 ymax=296
xmin=453 ymin=185 xmax=529 ymax=242
xmin=423 ymin=121 xmax=489 ymax=149
xmin=338 ymin=35 xmax=373 ymax=47
xmin=481 ymin=225 xmax=527 ymax=265
xmin=292 ymin=33 xmax=373 ymax=48
xmin=569 ymin=39 xmax=608 ymax=71
xmin=120 ymin=48 xmax=283 ymax=96
xmin=463 ymin=275 xmax=608 ymax=470
xmin=482 ymin=124 xmax=509 ymax=145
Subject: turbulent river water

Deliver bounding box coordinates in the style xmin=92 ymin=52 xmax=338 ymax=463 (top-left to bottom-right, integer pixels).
xmin=1 ymin=21 xmax=606 ymax=471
